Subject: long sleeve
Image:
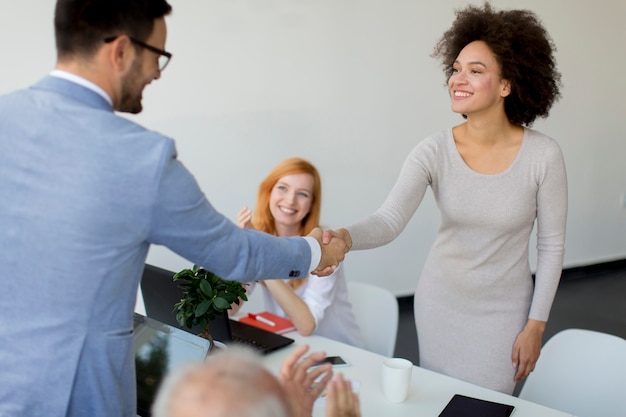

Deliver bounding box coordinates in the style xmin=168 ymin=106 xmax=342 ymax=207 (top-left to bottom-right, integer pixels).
xmin=146 ymin=145 xmax=311 ymax=282
xmin=528 ymin=139 xmax=568 ymax=321
xmin=347 ymin=137 xmax=437 ymax=250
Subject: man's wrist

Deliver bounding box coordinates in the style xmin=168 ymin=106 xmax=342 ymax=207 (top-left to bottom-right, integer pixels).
xmin=303 ymin=236 xmax=321 ymax=272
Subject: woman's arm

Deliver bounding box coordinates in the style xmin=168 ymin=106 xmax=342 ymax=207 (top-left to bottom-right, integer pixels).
xmin=513 ymin=137 xmax=568 ymax=381
xmin=264 ymin=266 xmax=341 ymax=336
xmin=263 ymin=280 xmax=317 ymax=335
xmin=346 ymin=137 xmax=437 ymax=250
xmin=529 ymin=139 xmax=568 ymax=321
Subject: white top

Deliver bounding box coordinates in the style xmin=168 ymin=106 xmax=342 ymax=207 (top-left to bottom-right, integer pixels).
xmin=247 ymin=264 xmax=365 ymax=348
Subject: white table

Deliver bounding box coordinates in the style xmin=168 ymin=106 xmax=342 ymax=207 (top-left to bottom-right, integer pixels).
xmin=261 ymin=332 xmax=576 ymax=417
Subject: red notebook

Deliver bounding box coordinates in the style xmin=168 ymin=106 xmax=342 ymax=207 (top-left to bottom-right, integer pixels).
xmin=239 ymin=312 xmax=296 ymax=334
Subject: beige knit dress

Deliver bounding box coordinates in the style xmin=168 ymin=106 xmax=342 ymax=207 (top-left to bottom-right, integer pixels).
xmin=347 ymin=128 xmax=567 ymax=394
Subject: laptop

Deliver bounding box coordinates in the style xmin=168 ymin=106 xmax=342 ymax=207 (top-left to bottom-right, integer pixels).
xmin=133 ymin=312 xmax=211 ymax=417
xmin=140 ymin=263 xmax=294 ymax=355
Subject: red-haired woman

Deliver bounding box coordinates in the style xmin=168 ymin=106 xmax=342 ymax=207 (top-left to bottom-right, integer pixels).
xmin=232 ymin=157 xmax=364 ymax=348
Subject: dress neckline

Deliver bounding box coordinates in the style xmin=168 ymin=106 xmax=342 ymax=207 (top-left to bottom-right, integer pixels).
xmin=446 ymin=127 xmax=527 ymax=177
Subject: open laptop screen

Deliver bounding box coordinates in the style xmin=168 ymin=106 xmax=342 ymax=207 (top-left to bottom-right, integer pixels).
xmin=133 ymin=313 xmax=211 ymax=417
xmin=140 ymin=263 xmax=232 ymax=340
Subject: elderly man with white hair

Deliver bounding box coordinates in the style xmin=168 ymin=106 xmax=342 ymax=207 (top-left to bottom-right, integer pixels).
xmin=152 ymin=344 xmax=360 ymax=417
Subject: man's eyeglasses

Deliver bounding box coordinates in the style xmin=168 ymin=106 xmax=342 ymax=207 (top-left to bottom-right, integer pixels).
xmin=104 ymin=36 xmax=172 ymax=72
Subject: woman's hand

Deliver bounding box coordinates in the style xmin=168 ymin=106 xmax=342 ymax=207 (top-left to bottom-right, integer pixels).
xmin=237 ymin=206 xmax=253 ymax=229
xmin=511 ymin=319 xmax=546 ymax=381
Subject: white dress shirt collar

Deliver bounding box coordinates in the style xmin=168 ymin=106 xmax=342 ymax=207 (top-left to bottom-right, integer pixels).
xmin=50 ymin=69 xmax=113 ymax=106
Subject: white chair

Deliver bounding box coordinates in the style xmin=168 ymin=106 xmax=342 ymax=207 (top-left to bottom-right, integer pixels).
xmin=346 ymin=281 xmax=399 ymax=357
xmin=518 ymin=328 xmax=626 ymax=417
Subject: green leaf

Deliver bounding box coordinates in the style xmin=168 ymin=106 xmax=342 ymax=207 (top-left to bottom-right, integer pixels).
xmin=195 ymin=299 xmax=212 ymax=317
xmin=174 ymin=266 xmax=246 ymax=331
xmin=199 ymin=280 xmax=213 ymax=297
xmin=176 ymin=311 xmax=186 ymax=327
xmin=213 ymin=296 xmax=230 ymax=310
xmin=173 ymin=270 xmax=193 ymax=280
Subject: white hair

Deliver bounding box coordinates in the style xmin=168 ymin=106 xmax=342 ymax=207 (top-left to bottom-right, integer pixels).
xmin=151 ymin=345 xmax=290 ymax=417
xmin=151 ymin=361 xmax=199 ymax=417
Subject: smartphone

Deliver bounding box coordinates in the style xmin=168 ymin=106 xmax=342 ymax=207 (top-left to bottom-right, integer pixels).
xmin=313 ymin=356 xmax=350 ymax=367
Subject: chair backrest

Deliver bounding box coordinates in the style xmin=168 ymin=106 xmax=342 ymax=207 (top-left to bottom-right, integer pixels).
xmin=518 ymin=328 xmax=626 ymax=417
xmin=346 ymin=281 xmax=399 ymax=357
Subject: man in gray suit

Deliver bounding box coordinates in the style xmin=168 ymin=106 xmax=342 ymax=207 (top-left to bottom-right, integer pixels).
xmin=0 ymin=1 xmax=348 ymax=416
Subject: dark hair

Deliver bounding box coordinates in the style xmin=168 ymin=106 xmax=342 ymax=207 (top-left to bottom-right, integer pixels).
xmin=54 ymin=0 xmax=172 ymax=59
xmin=432 ymin=2 xmax=561 ymax=126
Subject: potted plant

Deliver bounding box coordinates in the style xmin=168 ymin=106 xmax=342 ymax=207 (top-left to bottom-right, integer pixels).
xmin=173 ymin=264 xmax=247 ymax=351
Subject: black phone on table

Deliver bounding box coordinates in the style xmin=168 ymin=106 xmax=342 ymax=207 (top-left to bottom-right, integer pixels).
xmin=313 ymin=356 xmax=350 ymax=367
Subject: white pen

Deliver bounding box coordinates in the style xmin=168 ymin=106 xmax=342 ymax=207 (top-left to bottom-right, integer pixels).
xmin=249 ymin=313 xmax=276 ymax=327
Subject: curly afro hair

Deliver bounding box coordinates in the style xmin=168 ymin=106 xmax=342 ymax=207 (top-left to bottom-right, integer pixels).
xmin=432 ymin=2 xmax=561 ymax=126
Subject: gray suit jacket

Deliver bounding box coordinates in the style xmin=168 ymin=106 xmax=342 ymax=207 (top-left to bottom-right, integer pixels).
xmin=0 ymin=76 xmax=311 ymax=417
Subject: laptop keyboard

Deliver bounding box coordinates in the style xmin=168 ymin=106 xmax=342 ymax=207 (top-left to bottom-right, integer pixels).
xmin=231 ymin=335 xmax=269 ymax=351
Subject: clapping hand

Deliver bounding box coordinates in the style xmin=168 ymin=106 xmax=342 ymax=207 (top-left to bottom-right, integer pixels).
xmin=278 ymin=344 xmax=333 ymax=417
xmin=325 ymin=373 xmax=361 ymax=417
xmin=237 ymin=206 xmax=254 ymax=229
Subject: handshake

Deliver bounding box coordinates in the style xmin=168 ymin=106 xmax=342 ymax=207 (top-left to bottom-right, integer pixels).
xmin=308 ymin=228 xmax=353 ymax=277
xmin=236 ymin=206 xmax=352 ymax=278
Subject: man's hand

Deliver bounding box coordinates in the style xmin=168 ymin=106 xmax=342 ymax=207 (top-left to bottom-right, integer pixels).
xmin=325 ymin=373 xmax=361 ymax=417
xmin=321 ymin=228 xmax=352 ymax=248
xmin=278 ymin=344 xmax=333 ymax=417
xmin=308 ymin=228 xmax=351 ymax=276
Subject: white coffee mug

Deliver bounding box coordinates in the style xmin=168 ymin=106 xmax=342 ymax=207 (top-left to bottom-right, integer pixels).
xmin=382 ymin=357 xmax=413 ymax=403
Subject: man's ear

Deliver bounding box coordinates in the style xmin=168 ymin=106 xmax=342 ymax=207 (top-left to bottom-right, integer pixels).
xmin=106 ymin=36 xmax=135 ymax=73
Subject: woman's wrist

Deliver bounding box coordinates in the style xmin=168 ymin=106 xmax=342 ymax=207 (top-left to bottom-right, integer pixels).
xmin=525 ymin=318 xmax=546 ymax=333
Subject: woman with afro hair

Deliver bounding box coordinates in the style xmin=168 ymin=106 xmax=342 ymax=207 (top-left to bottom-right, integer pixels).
xmin=325 ymin=2 xmax=567 ymax=393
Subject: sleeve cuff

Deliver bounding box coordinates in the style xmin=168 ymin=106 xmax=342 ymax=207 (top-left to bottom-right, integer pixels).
xmin=303 ymin=236 xmax=321 ymax=272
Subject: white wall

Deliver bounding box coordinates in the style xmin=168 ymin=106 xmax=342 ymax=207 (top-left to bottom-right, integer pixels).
xmin=2 ymin=0 xmax=625 ymax=296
